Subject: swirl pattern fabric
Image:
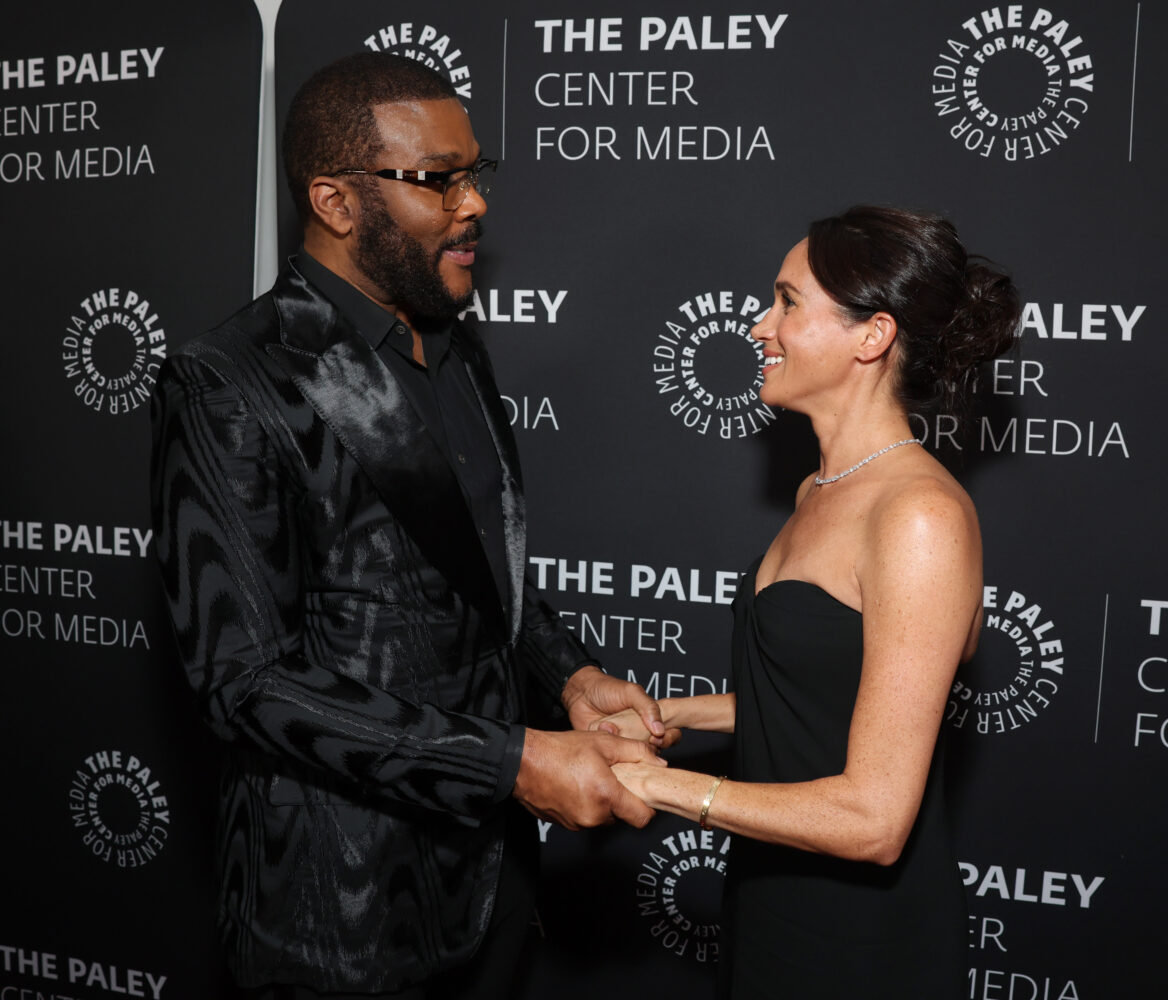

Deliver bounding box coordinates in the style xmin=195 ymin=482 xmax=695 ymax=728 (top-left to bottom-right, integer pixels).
xmin=150 ymin=264 xmax=590 ymax=992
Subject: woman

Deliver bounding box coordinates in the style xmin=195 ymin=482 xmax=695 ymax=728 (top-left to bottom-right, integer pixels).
xmin=602 ymin=206 xmax=1020 ymax=997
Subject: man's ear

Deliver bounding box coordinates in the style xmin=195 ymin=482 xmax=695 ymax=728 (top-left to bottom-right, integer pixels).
xmin=308 ymin=175 xmax=357 ymax=238
xmin=857 ymin=311 xmax=898 ymax=362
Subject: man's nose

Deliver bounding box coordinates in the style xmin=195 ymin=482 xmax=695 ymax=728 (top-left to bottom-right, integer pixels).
xmin=456 ymin=184 xmax=487 ymax=219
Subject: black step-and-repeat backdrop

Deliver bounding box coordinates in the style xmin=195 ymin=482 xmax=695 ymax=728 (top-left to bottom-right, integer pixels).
xmin=0 ymin=2 xmax=261 ymax=997
xmin=3 ymin=1 xmax=1165 ymax=997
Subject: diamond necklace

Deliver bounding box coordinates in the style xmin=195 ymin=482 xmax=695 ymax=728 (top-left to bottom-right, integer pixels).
xmin=814 ymin=437 xmax=922 ymax=486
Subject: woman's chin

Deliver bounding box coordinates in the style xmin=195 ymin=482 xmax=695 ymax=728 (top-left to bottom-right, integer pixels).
xmin=759 ymin=386 xmax=790 ymax=411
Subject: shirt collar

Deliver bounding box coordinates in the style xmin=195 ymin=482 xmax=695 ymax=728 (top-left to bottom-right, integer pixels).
xmin=294 ymin=248 xmax=453 ymax=366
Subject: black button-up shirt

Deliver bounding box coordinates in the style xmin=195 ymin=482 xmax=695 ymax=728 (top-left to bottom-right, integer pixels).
xmin=295 ymin=251 xmax=509 ymax=607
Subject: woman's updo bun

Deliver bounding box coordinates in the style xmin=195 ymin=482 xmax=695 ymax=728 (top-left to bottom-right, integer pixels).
xmin=807 ymin=205 xmax=1020 ymax=417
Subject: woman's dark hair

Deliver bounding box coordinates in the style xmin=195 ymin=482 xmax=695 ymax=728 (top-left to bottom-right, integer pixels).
xmin=807 ymin=205 xmax=1020 ymax=417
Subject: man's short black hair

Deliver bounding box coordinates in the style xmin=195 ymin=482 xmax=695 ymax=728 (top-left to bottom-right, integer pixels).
xmin=283 ymin=52 xmax=458 ymax=223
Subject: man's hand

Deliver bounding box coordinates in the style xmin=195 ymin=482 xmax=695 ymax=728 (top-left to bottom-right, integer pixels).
xmin=562 ymin=665 xmax=673 ymax=746
xmin=512 ymin=728 xmax=665 ymax=830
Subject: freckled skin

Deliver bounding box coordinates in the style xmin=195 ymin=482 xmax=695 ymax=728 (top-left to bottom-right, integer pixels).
xmin=605 ymin=238 xmax=984 ymax=866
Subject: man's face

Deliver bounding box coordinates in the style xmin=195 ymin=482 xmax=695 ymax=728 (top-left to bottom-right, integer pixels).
xmin=351 ymin=99 xmax=486 ymax=323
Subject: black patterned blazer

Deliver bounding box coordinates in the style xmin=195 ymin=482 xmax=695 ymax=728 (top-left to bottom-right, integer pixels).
xmin=151 ymin=262 xmax=589 ymax=992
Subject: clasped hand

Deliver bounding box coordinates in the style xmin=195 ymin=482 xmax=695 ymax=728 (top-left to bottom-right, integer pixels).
xmin=512 ymin=667 xmax=678 ymax=830
xmin=590 ymin=706 xmax=683 ymax=812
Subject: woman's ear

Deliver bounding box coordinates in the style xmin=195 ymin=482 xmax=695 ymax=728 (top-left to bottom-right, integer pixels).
xmin=857 ymin=311 xmax=898 ymax=362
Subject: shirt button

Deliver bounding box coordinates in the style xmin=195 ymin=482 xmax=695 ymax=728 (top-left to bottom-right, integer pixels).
xmin=480 ymin=528 xmax=487 ymax=536
xmin=457 ymin=453 xmax=467 ymax=464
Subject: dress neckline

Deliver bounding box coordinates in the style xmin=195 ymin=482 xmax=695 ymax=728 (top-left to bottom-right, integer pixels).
xmin=751 ymin=560 xmax=860 ymax=615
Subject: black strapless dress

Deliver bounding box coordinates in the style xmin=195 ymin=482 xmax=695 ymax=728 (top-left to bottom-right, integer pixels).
xmin=717 ymin=559 xmax=966 ymax=999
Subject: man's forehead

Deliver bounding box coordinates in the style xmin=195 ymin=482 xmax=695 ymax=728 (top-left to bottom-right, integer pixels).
xmin=369 ymin=98 xmax=476 ymax=165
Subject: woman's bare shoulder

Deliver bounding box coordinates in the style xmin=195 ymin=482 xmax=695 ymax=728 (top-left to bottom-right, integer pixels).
xmin=863 ymin=462 xmax=980 ymax=567
xmin=793 ymin=470 xmax=818 ymax=507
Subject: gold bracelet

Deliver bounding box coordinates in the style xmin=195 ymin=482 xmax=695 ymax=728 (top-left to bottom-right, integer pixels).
xmin=699 ymin=775 xmax=727 ymax=830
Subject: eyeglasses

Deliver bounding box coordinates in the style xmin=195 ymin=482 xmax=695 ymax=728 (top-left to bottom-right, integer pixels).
xmin=333 ymin=157 xmax=497 ymax=211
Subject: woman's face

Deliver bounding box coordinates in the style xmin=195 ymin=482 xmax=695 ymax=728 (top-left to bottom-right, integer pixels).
xmin=751 ymin=238 xmax=857 ymax=411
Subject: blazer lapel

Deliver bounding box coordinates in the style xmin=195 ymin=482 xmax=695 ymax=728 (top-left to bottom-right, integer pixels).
xmin=265 ymin=265 xmax=503 ymax=624
xmin=454 ymin=327 xmax=527 ymax=642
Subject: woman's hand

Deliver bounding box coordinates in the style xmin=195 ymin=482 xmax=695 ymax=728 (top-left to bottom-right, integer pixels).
xmin=591 ymin=693 xmax=736 ymax=745
xmin=562 ymin=665 xmax=674 ymax=746
xmin=592 ymin=708 xmax=683 ymax=747
xmin=610 ymin=761 xmax=661 ymax=804
xmin=612 ymin=763 xmax=714 ymax=823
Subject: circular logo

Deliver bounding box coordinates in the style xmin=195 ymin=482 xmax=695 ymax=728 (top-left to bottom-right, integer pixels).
xmin=68 ymin=750 xmax=170 ymax=867
xmin=635 ymin=828 xmax=727 ymax=962
xmin=931 ymin=6 xmax=1093 ymax=161
xmin=947 ymin=586 xmax=1066 ymax=735
xmin=61 ymin=288 xmax=167 ymax=415
xmin=361 ymin=22 xmax=474 ymax=99
xmin=653 ymin=291 xmax=774 ymax=439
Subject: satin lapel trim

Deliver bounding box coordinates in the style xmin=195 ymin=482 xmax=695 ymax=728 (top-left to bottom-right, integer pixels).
xmin=266 ymin=266 xmax=501 ymax=618
xmin=456 ymin=329 xmax=526 ymax=642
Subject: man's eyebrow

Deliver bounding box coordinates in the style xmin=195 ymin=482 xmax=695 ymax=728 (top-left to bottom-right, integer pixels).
xmin=416 ymin=149 xmax=481 ymax=168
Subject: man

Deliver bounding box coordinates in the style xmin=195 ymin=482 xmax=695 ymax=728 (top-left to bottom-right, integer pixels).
xmin=151 ymin=53 xmax=667 ymax=999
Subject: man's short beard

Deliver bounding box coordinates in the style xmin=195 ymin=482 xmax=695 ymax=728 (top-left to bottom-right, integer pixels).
xmin=354 ymin=191 xmax=480 ymax=324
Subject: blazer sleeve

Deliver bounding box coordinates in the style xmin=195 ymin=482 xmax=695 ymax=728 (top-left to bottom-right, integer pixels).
xmin=150 ymin=351 xmax=522 ymax=819
xmin=515 ymin=576 xmax=601 ymax=709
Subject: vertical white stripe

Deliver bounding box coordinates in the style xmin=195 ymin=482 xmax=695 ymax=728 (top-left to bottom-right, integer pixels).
xmin=253 ymin=0 xmax=283 ymax=297
xmin=501 ymin=19 xmax=510 ymax=161
xmin=1129 ymin=3 xmax=1142 ymax=162
xmin=1094 ymin=594 xmax=1110 ymax=743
